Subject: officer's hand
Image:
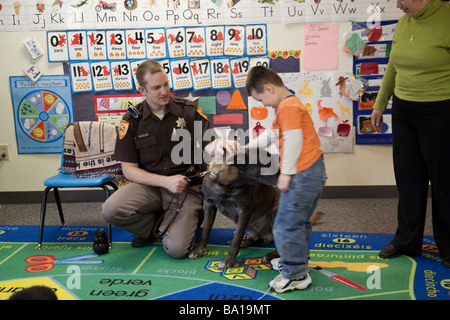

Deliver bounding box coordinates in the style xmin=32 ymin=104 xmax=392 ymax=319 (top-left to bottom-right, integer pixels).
xmin=165 ymin=175 xmax=189 ymax=194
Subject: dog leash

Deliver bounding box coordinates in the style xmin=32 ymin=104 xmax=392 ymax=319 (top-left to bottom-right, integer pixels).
xmin=151 ymin=170 xmax=206 ymax=238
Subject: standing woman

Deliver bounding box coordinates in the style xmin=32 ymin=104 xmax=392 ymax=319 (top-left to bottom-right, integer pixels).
xmin=371 ymin=0 xmax=450 ymax=267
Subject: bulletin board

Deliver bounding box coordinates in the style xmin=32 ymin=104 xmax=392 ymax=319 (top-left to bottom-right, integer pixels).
xmin=6 ymin=1 xmax=403 ymax=153
xmin=350 ymin=20 xmax=398 ymax=145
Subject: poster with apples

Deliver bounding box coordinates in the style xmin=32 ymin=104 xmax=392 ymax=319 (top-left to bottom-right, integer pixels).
xmin=248 ymin=72 xmax=354 ymax=154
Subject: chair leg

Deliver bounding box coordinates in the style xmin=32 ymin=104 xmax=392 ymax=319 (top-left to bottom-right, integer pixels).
xmin=53 ymin=187 xmax=65 ymax=225
xmin=39 ymin=187 xmax=52 ymax=249
xmin=102 ymin=183 xmax=117 ymax=249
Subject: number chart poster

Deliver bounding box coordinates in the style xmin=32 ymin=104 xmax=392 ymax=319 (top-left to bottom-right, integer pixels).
xmin=10 ymin=75 xmax=74 ymax=154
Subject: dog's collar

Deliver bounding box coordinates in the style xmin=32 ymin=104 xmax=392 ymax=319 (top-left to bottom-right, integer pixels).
xmin=199 ymin=170 xmax=214 ymax=178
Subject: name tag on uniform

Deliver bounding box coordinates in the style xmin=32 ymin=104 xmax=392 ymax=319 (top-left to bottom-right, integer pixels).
xmin=137 ymin=133 xmax=149 ymax=139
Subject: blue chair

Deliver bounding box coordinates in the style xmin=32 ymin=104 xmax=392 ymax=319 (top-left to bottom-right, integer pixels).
xmin=38 ymin=122 xmax=120 ymax=249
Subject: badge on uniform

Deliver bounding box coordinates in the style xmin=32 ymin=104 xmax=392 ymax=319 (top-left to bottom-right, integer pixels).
xmin=119 ymin=120 xmax=129 ymax=139
xmin=176 ymin=117 xmax=187 ymax=129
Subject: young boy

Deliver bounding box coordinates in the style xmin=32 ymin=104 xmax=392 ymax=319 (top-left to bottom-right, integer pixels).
xmin=245 ymin=66 xmax=327 ymax=293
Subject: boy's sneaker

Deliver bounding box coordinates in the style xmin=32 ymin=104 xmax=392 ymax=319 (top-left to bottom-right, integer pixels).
xmin=269 ymin=274 xmax=312 ymax=293
xmin=270 ymin=258 xmax=281 ymax=271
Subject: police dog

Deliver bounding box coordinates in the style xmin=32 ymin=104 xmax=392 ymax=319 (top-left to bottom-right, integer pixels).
xmin=188 ymin=147 xmax=324 ymax=269
xmin=188 ymin=147 xmax=280 ymax=269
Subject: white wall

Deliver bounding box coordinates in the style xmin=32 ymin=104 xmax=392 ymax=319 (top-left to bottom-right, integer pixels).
xmin=0 ymin=22 xmax=395 ymax=192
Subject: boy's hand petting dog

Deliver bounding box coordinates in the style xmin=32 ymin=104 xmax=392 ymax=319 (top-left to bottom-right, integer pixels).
xmin=206 ymin=139 xmax=240 ymax=157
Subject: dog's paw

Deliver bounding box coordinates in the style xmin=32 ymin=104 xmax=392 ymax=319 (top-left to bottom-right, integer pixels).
xmin=188 ymin=247 xmax=205 ymax=259
xmin=240 ymin=238 xmax=254 ymax=248
xmin=218 ymin=258 xmax=239 ymax=269
xmin=262 ymin=250 xmax=279 ymax=264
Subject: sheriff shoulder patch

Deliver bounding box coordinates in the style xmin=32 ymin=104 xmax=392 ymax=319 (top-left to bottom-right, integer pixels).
xmin=196 ymin=106 xmax=209 ymax=121
xmin=118 ymin=120 xmax=129 ymax=140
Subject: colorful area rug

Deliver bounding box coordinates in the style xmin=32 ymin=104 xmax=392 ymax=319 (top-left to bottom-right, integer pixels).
xmin=0 ymin=225 xmax=448 ymax=301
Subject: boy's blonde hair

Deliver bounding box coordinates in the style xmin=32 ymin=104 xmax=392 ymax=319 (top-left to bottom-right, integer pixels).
xmin=136 ymin=60 xmax=164 ymax=88
xmin=245 ymin=65 xmax=284 ymax=95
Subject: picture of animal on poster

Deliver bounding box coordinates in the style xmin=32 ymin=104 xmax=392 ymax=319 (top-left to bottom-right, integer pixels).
xmin=288 ymin=72 xmax=355 ymax=153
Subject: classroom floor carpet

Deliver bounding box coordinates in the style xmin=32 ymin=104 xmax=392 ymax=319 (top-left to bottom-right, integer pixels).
xmin=0 ymin=225 xmax=448 ymax=301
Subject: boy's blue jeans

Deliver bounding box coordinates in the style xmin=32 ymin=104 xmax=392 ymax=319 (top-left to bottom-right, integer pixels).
xmin=273 ymin=156 xmax=327 ymax=280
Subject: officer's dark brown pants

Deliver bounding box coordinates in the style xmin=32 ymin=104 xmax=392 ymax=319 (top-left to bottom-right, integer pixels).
xmin=101 ymin=182 xmax=203 ymax=259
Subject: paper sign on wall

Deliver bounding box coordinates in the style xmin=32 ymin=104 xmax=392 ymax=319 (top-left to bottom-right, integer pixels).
xmin=106 ymin=30 xmax=127 ymax=60
xmin=68 ymin=31 xmax=88 ymax=61
xmin=245 ymin=25 xmax=267 ymax=56
xmin=166 ymin=27 xmax=187 ymax=59
xmin=160 ymin=59 xmax=173 ymax=89
xmin=303 ymin=23 xmax=339 ymax=70
xmin=190 ymin=58 xmax=211 ymax=91
xmin=126 ymin=29 xmax=147 ymax=60
xmin=210 ymin=58 xmax=232 ymax=89
xmin=145 ymin=28 xmax=167 ymax=59
xmin=70 ymin=62 xmax=93 ymax=92
xmin=186 ymin=27 xmax=207 ymax=58
xmin=111 ymin=61 xmax=133 ymax=91
xmin=230 ymin=57 xmax=249 ymax=88
xmin=170 ymin=59 xmax=193 ymax=91
xmin=224 ymin=25 xmax=245 ymax=56
xmin=205 ymin=26 xmax=224 ymax=57
xmin=87 ymin=30 xmax=107 ymax=60
xmin=47 ymin=31 xmax=69 ymax=62
xmin=91 ymin=61 xmax=113 ymax=91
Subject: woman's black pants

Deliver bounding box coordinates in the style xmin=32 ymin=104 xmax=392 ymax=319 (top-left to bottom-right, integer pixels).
xmin=390 ymin=95 xmax=450 ymax=258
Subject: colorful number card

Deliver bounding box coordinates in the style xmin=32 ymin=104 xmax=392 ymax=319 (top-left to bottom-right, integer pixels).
xmin=205 ymin=26 xmax=224 ymax=57
xmin=190 ymin=58 xmax=211 ymax=91
xmin=91 ymin=61 xmax=113 ymax=92
xmin=246 ymin=25 xmax=267 ymax=56
xmin=186 ymin=27 xmax=206 ymax=58
xmin=47 ymin=31 xmax=69 ymax=62
xmin=210 ymin=58 xmax=232 ymax=89
xmin=145 ymin=28 xmax=167 ymax=59
xmin=166 ymin=27 xmax=187 ymax=59
xmin=111 ymin=61 xmax=133 ymax=91
xmin=170 ymin=59 xmax=192 ymax=91
xmin=87 ymin=30 xmax=107 ymax=60
xmin=106 ymin=30 xmax=127 ymax=60
xmin=125 ymin=29 xmax=147 ymax=60
xmin=160 ymin=59 xmax=173 ymax=89
xmin=230 ymin=57 xmax=249 ymax=88
xmin=68 ymin=31 xmax=88 ymax=61
xmin=224 ymin=25 xmax=245 ymax=56
xmin=70 ymin=62 xmax=93 ymax=93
